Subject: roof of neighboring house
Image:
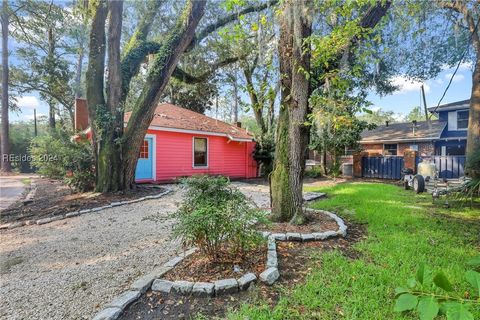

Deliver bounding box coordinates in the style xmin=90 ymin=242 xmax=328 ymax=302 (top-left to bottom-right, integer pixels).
xmin=428 ymin=99 xmax=470 ymax=113
xmin=361 ymin=120 xmax=446 ymax=143
xmin=124 ymin=103 xmax=253 ymax=141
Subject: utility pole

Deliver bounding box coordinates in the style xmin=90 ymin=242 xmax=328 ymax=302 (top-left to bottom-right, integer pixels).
xmin=421 ymin=85 xmax=431 ymax=129
xmin=34 ymin=109 xmax=37 ymax=136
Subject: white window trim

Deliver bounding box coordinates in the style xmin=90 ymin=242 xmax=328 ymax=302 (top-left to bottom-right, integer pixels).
xmin=192 ymin=137 xmax=209 ymax=169
xmin=138 ymin=134 xmax=156 ymax=181
xmin=383 ymin=143 xmax=398 ymax=156
xmin=456 ymin=110 xmax=469 ymax=131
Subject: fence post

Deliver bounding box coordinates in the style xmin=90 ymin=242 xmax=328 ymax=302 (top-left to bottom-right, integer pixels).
xmin=404 ymin=150 xmax=418 ymax=174
xmin=353 ymin=152 xmax=367 ymax=178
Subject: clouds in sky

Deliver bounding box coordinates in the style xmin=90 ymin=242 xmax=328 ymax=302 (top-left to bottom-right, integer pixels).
xmin=390 ymin=76 xmax=430 ymax=94
xmin=15 ymin=96 xmax=40 ymax=109
xmin=444 ymin=72 xmax=465 ymax=82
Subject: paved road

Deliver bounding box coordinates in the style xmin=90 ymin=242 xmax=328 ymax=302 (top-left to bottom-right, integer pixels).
xmin=0 ymin=175 xmax=30 ymax=211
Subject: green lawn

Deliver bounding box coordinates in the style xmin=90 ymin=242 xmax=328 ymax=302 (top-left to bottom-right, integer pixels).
xmin=230 ymin=182 xmax=480 ymax=319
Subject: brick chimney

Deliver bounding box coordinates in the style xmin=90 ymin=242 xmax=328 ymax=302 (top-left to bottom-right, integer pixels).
xmin=75 ymin=98 xmax=89 ymax=131
xmin=385 ymin=120 xmax=389 ymax=127
xmin=236 ymin=121 xmax=242 ymax=128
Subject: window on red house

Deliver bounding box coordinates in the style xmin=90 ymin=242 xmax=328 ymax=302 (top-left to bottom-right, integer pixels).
xmin=193 ymin=137 xmax=207 ymax=167
xmin=139 ymin=140 xmax=149 ymax=159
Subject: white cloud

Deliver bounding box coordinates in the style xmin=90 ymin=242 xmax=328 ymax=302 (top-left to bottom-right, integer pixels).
xmin=390 ymin=76 xmax=430 ymax=94
xmin=444 ymin=72 xmax=465 ymax=82
xmin=15 ymin=96 xmax=40 ymax=110
xmin=434 ymin=78 xmax=444 ymax=85
xmin=440 ymin=62 xmax=473 ymax=71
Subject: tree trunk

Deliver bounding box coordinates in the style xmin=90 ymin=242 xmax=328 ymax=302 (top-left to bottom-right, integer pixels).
xmin=466 ymin=51 xmax=480 ymax=178
xmin=120 ymin=0 xmax=206 ymax=189
xmin=47 ymin=27 xmax=56 ymax=129
xmin=1 ymin=0 xmax=10 ymax=172
xmin=270 ymin=0 xmax=311 ymax=224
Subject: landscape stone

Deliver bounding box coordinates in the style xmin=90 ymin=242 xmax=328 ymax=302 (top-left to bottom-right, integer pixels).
xmin=192 ymin=282 xmax=214 ymax=297
xmin=151 ymin=279 xmax=174 ymax=293
xmin=259 ymin=267 xmax=279 ymax=285
xmin=214 ymin=278 xmax=238 ymax=295
xmin=8 ymin=221 xmax=25 ymax=229
xmin=36 ymin=215 xmax=64 ymax=225
xmin=164 ymin=256 xmax=184 ymax=267
xmin=92 ymin=307 xmax=122 ymax=320
xmin=172 ymin=281 xmax=194 ymax=295
xmin=131 ymin=267 xmax=171 ymax=293
xmin=261 ymin=231 xmax=271 ymax=238
xmin=237 ymin=273 xmax=257 ymax=290
xmin=301 ymin=233 xmax=315 ymax=242
xmin=266 ymin=250 xmax=278 ymax=268
xmin=65 ymin=211 xmax=80 ymax=218
xmin=272 ymin=233 xmax=286 ymax=241
xmin=267 ymin=238 xmax=276 ymax=251
xmin=286 ymin=232 xmax=302 ymax=241
xmin=79 ymin=209 xmax=91 ymax=214
xmin=105 ymin=290 xmax=140 ymax=309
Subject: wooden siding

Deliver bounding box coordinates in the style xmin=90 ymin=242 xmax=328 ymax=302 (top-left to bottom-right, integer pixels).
xmin=144 ymin=129 xmax=257 ymax=182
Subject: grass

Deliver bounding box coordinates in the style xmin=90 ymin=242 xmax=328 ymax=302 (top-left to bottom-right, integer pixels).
xmin=230 ymin=182 xmax=480 ymax=319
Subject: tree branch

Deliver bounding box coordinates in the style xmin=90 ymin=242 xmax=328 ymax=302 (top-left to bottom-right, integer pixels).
xmin=172 ymin=55 xmax=243 ymax=84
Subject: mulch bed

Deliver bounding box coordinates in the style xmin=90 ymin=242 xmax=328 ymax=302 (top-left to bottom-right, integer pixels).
xmin=119 ymin=220 xmax=367 ymax=320
xmin=260 ymin=210 xmax=339 ymax=234
xmin=163 ymin=244 xmax=267 ymax=283
xmin=0 ymin=178 xmax=165 ymax=224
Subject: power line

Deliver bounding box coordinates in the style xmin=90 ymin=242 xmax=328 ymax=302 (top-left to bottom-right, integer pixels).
xmin=429 ymin=17 xmax=480 ymax=118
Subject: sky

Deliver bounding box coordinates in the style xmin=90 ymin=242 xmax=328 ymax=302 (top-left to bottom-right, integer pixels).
xmin=366 ymin=63 xmax=473 ymax=119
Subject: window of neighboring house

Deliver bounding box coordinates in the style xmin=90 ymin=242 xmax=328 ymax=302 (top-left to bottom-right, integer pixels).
xmin=139 ymin=139 xmax=149 ymax=159
xmin=383 ymin=144 xmax=397 ymax=156
xmin=457 ymin=110 xmax=469 ymax=130
xmin=193 ymin=137 xmax=208 ymax=167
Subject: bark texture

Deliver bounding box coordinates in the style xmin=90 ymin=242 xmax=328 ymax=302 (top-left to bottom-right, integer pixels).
xmin=1 ymin=0 xmax=10 ymax=172
xmin=270 ymin=0 xmax=312 ymax=224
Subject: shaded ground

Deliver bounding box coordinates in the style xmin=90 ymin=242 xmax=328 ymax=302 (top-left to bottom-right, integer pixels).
xmin=0 ymin=174 xmax=34 ymax=211
xmin=119 ymin=221 xmax=366 ymax=320
xmin=0 ymin=178 xmax=164 ymax=224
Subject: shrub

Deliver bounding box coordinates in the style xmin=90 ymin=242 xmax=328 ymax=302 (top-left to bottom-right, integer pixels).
xmin=172 ymin=175 xmax=268 ymax=262
xmin=305 ymin=165 xmax=323 ymax=178
xmin=30 ymin=130 xmax=95 ymax=191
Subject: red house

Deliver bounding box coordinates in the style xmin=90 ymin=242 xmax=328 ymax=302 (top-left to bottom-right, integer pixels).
xmin=75 ymin=100 xmax=258 ymax=182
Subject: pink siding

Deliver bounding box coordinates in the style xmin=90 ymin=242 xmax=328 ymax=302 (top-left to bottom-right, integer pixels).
xmin=144 ymin=129 xmax=257 ymax=182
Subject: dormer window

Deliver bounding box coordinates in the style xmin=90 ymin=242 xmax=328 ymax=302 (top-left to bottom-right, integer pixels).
xmin=457 ymin=110 xmax=469 ymax=130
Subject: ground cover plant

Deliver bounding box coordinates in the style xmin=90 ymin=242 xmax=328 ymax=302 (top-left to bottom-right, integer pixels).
xmin=229 ymin=182 xmax=480 ymax=319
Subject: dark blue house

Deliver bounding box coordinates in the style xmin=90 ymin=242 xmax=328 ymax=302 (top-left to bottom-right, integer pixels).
xmin=428 ymin=99 xmax=469 ymax=156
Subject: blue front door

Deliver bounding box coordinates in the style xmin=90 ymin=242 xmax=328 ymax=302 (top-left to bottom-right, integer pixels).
xmin=135 ymin=137 xmax=153 ymax=180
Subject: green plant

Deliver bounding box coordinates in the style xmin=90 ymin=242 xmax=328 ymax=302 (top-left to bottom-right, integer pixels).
xmin=253 ymin=133 xmax=275 ymax=178
xmin=394 ymin=258 xmax=480 ymax=320
xmin=305 ymin=165 xmax=322 ymax=178
xmin=30 ymin=130 xmax=95 ymax=191
xmin=172 ymin=175 xmax=268 ymax=262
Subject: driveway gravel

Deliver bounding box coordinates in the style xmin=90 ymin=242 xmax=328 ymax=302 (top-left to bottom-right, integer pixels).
xmin=0 ymin=182 xmax=270 ymax=320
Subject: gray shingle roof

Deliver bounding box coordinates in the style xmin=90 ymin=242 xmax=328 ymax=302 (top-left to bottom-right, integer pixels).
xmin=361 ymin=120 xmax=446 ymax=143
xmin=427 ymin=99 xmax=469 ymax=113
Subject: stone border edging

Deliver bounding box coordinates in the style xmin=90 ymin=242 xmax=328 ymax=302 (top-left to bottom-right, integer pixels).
xmin=0 ymin=188 xmax=172 ymax=230
xmin=91 ymin=208 xmax=347 ymax=320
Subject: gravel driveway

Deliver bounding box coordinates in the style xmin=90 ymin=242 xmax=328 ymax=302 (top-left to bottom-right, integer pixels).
xmin=0 ymin=182 xmax=270 ymax=320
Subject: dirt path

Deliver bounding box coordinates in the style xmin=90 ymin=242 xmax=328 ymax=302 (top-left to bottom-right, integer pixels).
xmin=0 ymin=182 xmax=272 ymax=320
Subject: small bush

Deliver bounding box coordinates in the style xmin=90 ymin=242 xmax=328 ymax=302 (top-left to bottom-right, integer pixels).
xmin=172 ymin=175 xmax=268 ymax=262
xmin=305 ymin=165 xmax=323 ymax=178
xmin=30 ymin=130 xmax=95 ymax=191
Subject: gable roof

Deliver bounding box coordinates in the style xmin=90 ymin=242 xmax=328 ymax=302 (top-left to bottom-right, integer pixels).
xmin=428 ymin=99 xmax=470 ymax=113
xmin=361 ymin=120 xmax=446 ymax=143
xmin=124 ymin=103 xmax=253 ymax=141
